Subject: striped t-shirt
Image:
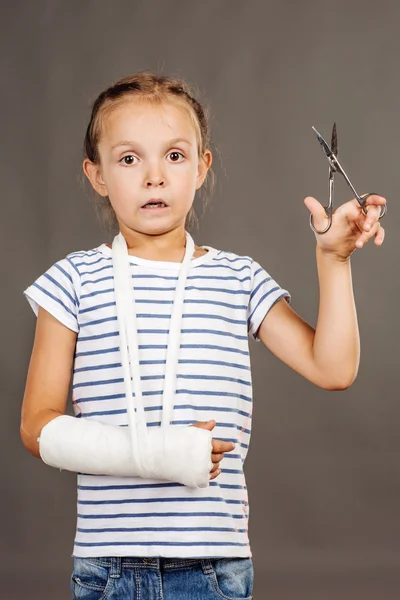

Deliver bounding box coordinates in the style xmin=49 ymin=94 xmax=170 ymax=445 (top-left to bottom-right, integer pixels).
xmin=23 ymin=240 xmax=290 ymax=558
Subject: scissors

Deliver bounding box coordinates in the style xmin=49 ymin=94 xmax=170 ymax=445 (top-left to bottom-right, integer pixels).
xmin=310 ymin=123 xmax=387 ymax=234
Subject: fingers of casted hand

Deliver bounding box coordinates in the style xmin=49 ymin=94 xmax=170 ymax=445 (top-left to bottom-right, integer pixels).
xmin=210 ymin=469 xmax=221 ymax=480
xmin=209 ymin=440 xmax=235 ymax=478
xmin=210 ymin=462 xmax=220 ymax=474
xmin=210 ymin=452 xmax=224 ymax=475
xmin=212 ymin=453 xmax=224 ymax=463
xmin=212 ymin=439 xmax=235 ymax=454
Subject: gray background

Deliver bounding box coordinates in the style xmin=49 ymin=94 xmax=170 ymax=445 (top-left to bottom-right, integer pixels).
xmin=2 ymin=1 xmax=399 ymax=598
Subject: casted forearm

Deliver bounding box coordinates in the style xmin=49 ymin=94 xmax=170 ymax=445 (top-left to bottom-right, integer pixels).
xmin=313 ymin=248 xmax=360 ymax=388
xmin=27 ymin=415 xmax=213 ymax=488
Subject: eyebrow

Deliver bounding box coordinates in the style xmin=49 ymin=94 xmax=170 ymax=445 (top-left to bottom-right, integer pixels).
xmin=111 ymin=137 xmax=192 ymax=150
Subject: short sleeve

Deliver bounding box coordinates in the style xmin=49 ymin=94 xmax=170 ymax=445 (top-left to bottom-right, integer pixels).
xmin=23 ymin=255 xmax=81 ymax=333
xmin=247 ymin=259 xmax=290 ymax=341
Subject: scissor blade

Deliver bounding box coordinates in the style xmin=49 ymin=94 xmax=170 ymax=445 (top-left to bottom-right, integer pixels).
xmin=312 ymin=126 xmax=334 ymax=160
xmin=331 ymin=123 xmax=338 ymax=157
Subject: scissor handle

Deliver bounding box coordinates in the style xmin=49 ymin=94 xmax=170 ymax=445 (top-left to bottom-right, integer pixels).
xmin=309 ymin=210 xmax=333 ymax=234
xmin=359 ymin=193 xmax=387 ymax=219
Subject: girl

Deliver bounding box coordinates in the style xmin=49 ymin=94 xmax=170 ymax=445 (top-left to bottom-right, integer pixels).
xmin=20 ymin=71 xmax=386 ymax=600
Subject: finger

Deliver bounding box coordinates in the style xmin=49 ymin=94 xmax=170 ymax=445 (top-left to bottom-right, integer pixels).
xmin=362 ymin=204 xmax=381 ymax=232
xmin=374 ymin=224 xmax=385 ymax=246
xmin=210 ymin=469 xmax=221 ymax=481
xmin=304 ymin=196 xmax=329 ymax=232
xmin=211 ymin=452 xmax=224 ymax=463
xmin=192 ymin=420 xmax=216 ymax=432
xmin=361 ymin=194 xmax=386 ymax=222
xmin=350 ymin=194 xmax=386 ymax=213
xmin=210 ymin=462 xmax=220 ymax=473
xmin=212 ymin=439 xmax=235 ymax=453
xmin=360 ymin=194 xmax=386 ymax=208
xmin=355 ymin=220 xmax=381 ymax=248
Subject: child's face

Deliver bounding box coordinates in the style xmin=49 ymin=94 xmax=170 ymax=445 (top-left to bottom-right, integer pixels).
xmin=84 ymin=98 xmax=211 ymax=236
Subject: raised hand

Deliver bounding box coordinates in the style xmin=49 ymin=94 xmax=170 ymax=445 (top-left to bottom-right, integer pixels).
xmin=304 ymin=194 xmax=386 ymax=261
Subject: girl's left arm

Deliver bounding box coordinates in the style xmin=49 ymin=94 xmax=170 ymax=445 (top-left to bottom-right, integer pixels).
xmin=257 ymin=194 xmax=386 ymax=390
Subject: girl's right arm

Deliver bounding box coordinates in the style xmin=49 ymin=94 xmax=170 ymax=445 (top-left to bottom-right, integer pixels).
xmin=20 ymin=306 xmax=77 ymax=458
xmin=20 ymin=307 xmax=231 ymax=487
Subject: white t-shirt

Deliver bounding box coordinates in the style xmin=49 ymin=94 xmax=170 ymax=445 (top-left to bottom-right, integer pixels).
xmin=23 ymin=240 xmax=290 ymax=558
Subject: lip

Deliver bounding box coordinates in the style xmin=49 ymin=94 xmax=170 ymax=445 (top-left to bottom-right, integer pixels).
xmin=141 ymin=198 xmax=169 ymax=208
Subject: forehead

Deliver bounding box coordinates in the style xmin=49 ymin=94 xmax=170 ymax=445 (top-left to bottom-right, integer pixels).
xmin=100 ymin=98 xmax=198 ymax=145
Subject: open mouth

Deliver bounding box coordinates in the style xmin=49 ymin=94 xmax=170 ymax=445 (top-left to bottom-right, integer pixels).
xmin=142 ymin=201 xmax=168 ymax=209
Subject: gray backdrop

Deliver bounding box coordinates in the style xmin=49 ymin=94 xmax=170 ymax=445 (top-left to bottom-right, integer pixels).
xmin=2 ymin=1 xmax=399 ymax=598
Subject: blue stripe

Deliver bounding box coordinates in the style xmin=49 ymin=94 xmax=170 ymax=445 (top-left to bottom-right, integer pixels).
xmin=179 ymin=359 xmax=250 ymax=371
xmin=74 ymin=541 xmax=248 ymax=547
xmin=249 ymin=276 xmax=273 ymax=303
xmin=55 ymin=263 xmax=79 ymax=305
xmin=74 ymin=358 xmax=250 ymax=374
xmin=178 ymin=374 xmax=251 ymax=387
xmin=201 ymin=261 xmax=250 ymax=273
xmin=180 ymin=344 xmax=248 ymax=357
xmin=81 ymin=284 xmax=251 ymax=297
xmin=221 ymin=468 xmax=243 ymax=475
xmin=80 ymin=301 xmax=116 ymax=314
xmin=43 ymin=272 xmax=76 ymax=306
xmin=32 ymin=283 xmax=77 ymax=321
xmin=80 ymin=260 xmax=251 ymax=279
xmin=80 ymin=264 xmax=112 ymax=277
xmin=73 ymin=379 xmax=252 ymax=402
xmin=78 ymin=497 xmax=246 ymax=506
xmin=81 ymin=271 xmax=250 ymax=285
xmin=80 ymin=408 xmax=127 ymax=416
xmin=80 ymin=286 xmax=114 ymax=299
xmin=78 ymin=482 xmax=183 ymax=491
xmin=54 ymin=263 xmax=73 ymax=285
xmin=75 ymin=393 xmax=124 ymax=403
xmin=75 ymin=347 xmax=119 ymax=358
xmin=77 ymin=512 xmax=246 ymax=519
xmin=80 ymin=313 xmax=246 ymax=327
xmin=77 ymin=331 xmax=118 ymax=342
xmin=175 ymin=391 xmax=252 ymax=403
xmin=77 ymin=328 xmax=248 ymax=341
xmin=73 ymin=378 xmax=124 ymax=389
xmin=74 ymin=362 xmax=121 ymax=373
xmin=77 ymin=482 xmax=246 ymax=491
xmin=65 ymin=256 xmax=81 ymax=278
xmin=75 ymin=255 xmax=105 ymax=269
xmin=78 ymin=403 xmax=251 ymax=418
xmin=248 ymin=288 xmax=286 ymax=326
xmin=213 ymin=255 xmax=251 ymax=265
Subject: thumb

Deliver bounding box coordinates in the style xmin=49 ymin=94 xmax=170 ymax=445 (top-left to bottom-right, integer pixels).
xmin=191 ymin=420 xmax=216 ymax=431
xmin=304 ymin=196 xmax=329 ymax=232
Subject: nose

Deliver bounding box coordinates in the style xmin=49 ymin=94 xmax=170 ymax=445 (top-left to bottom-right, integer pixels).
xmin=144 ymin=162 xmax=165 ymax=188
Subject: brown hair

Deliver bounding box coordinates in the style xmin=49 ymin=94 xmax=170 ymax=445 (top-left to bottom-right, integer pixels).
xmin=83 ymin=71 xmax=215 ymax=233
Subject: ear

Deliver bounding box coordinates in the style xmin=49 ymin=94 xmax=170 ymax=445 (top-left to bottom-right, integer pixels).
xmin=83 ymin=158 xmax=108 ymax=197
xmin=196 ymin=150 xmax=213 ymax=190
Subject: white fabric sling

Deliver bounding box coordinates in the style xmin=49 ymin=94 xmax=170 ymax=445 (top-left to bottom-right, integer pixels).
xmin=38 ymin=231 xmax=213 ymax=488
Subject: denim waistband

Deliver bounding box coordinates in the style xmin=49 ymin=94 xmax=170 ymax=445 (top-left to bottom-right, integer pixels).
xmin=78 ymin=556 xmax=216 ymax=575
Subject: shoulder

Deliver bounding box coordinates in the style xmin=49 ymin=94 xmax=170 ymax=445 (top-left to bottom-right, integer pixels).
xmin=62 ymin=244 xmax=109 ymax=277
xmin=207 ymin=247 xmax=254 ymax=269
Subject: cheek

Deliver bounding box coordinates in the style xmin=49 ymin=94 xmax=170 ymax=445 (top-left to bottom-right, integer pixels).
xmin=108 ymin=167 xmax=138 ymax=192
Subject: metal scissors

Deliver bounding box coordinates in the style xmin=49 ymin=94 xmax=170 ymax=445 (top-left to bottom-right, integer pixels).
xmin=310 ymin=123 xmax=387 ymax=234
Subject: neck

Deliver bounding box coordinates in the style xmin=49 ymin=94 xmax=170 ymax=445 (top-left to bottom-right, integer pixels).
xmin=119 ymin=227 xmax=188 ymax=262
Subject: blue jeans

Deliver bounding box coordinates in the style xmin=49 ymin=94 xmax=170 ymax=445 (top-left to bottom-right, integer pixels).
xmin=71 ymin=556 xmax=253 ymax=600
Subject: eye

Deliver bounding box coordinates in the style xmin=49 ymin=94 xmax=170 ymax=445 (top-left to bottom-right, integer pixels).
xmin=168 ymin=151 xmax=184 ymax=163
xmin=120 ymin=155 xmax=137 ymax=166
